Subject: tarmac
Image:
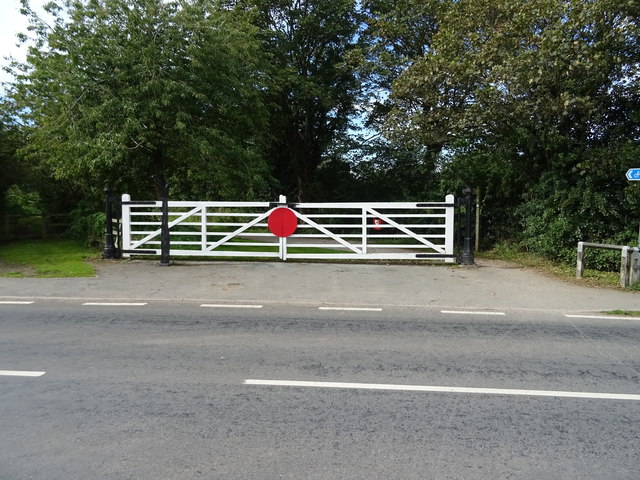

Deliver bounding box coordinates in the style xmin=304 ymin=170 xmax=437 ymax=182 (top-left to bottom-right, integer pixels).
xmin=0 ymin=258 xmax=638 ymax=313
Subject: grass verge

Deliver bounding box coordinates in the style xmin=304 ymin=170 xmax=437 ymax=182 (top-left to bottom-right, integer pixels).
xmin=0 ymin=239 xmax=100 ymax=278
xmin=602 ymin=310 xmax=640 ymax=317
xmin=479 ymin=244 xmax=624 ymax=290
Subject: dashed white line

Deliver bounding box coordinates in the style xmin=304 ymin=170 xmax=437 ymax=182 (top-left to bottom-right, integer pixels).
xmin=0 ymin=301 xmax=34 ymax=305
xmin=441 ymin=310 xmax=505 ymax=316
xmin=244 ymin=379 xmax=640 ymax=401
xmin=82 ymin=302 xmax=147 ymax=306
xmin=318 ymin=307 xmax=383 ymax=312
xmin=200 ymin=304 xmax=263 ymax=309
xmin=566 ymin=314 xmax=640 ymax=321
xmin=0 ymin=370 xmax=46 ymax=377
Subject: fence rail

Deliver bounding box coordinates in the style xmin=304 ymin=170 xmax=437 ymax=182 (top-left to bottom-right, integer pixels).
xmin=3 ymin=213 xmax=71 ymax=240
xmin=120 ymin=194 xmax=456 ymax=262
xmin=576 ymin=241 xmax=640 ymax=287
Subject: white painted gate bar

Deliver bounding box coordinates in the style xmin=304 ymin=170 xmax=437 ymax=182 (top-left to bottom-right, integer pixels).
xmin=120 ymin=194 xmax=456 ymax=262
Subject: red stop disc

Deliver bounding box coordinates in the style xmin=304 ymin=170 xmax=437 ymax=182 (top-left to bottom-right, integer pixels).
xmin=268 ymin=208 xmax=298 ymax=237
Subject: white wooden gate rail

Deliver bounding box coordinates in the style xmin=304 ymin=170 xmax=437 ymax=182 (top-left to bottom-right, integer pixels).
xmin=121 ymin=194 xmax=456 ymax=262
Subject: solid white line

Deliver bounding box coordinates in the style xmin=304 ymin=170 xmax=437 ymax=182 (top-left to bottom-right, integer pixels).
xmin=82 ymin=302 xmax=147 ymax=306
xmin=0 ymin=301 xmax=34 ymax=305
xmin=318 ymin=307 xmax=383 ymax=312
xmin=244 ymin=379 xmax=640 ymax=401
xmin=441 ymin=310 xmax=505 ymax=316
xmin=200 ymin=304 xmax=263 ymax=309
xmin=566 ymin=314 xmax=640 ymax=321
xmin=0 ymin=370 xmax=46 ymax=377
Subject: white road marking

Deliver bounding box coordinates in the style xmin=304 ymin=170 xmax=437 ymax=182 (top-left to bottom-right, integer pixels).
xmin=244 ymin=379 xmax=640 ymax=401
xmin=0 ymin=301 xmax=34 ymax=305
xmin=566 ymin=314 xmax=640 ymax=321
xmin=0 ymin=370 xmax=46 ymax=377
xmin=200 ymin=304 xmax=263 ymax=309
xmin=441 ymin=310 xmax=505 ymax=316
xmin=318 ymin=307 xmax=383 ymax=312
xmin=82 ymin=302 xmax=147 ymax=306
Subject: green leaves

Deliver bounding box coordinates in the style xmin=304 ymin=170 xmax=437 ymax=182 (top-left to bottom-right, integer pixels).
xmin=8 ymin=0 xmax=271 ymax=200
xmin=243 ymin=0 xmax=361 ymax=201
xmin=367 ymin=0 xmax=640 ymax=256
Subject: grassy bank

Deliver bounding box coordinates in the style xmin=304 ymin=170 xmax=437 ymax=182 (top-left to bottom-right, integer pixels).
xmin=0 ymin=239 xmax=100 ymax=278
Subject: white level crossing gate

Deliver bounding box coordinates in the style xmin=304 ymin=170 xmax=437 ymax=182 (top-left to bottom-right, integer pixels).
xmin=121 ymin=194 xmax=456 ymax=262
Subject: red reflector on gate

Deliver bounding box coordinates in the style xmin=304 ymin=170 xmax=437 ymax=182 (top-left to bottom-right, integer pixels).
xmin=268 ymin=208 xmax=298 ymax=237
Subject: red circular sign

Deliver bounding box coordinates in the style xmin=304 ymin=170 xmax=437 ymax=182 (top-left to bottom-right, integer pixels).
xmin=268 ymin=208 xmax=298 ymax=237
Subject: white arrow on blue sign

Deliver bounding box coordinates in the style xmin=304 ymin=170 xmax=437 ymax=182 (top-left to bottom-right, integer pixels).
xmin=626 ymin=168 xmax=640 ymax=181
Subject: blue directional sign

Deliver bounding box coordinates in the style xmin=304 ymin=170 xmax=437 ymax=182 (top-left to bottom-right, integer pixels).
xmin=626 ymin=168 xmax=640 ymax=181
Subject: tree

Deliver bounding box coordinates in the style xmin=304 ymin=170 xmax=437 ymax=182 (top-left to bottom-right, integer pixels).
xmin=352 ymin=0 xmax=445 ymax=202
xmin=383 ymin=0 xmax=640 ymax=256
xmin=7 ymin=0 xmax=272 ymax=200
xmin=239 ymin=0 xmax=361 ymax=201
xmin=0 ymin=120 xmax=23 ymax=218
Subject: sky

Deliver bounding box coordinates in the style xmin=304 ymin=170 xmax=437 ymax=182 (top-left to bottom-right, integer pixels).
xmin=0 ymin=0 xmax=47 ymax=86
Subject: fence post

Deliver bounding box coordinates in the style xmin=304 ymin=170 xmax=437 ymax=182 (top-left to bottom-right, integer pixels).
xmin=620 ymin=246 xmax=630 ymax=288
xmin=103 ymin=186 xmax=117 ymax=259
xmin=461 ymin=187 xmax=475 ymax=265
xmin=361 ymin=207 xmax=368 ymax=255
xmin=159 ymin=183 xmax=171 ymax=266
xmin=630 ymin=249 xmax=640 ymax=286
xmin=121 ymin=194 xmax=131 ymax=258
xmin=576 ymin=242 xmax=585 ymax=278
xmin=444 ymin=194 xmax=455 ymax=262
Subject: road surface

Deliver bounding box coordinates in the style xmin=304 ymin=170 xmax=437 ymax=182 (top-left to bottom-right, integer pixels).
xmin=1 ymin=300 xmax=639 ymax=479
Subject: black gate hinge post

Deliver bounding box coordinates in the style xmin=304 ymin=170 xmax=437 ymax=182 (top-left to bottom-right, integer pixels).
xmin=159 ymin=183 xmax=172 ymax=266
xmin=103 ymin=186 xmax=117 ymax=259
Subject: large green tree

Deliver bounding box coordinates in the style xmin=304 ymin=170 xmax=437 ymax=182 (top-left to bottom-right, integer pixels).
xmin=239 ymin=0 xmax=361 ymax=201
xmin=383 ymin=0 xmax=640 ymax=256
xmin=351 ymin=0 xmax=445 ymax=202
xmin=7 ymin=0 xmax=272 ymax=200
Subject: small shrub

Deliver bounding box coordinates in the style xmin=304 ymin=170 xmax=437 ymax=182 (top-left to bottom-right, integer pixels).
xmin=67 ymin=211 xmax=106 ymax=247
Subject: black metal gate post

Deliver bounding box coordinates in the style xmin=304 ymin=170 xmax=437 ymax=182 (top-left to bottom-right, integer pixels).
xmin=103 ymin=186 xmax=117 ymax=259
xmin=461 ymin=187 xmax=475 ymax=265
xmin=159 ymin=183 xmax=172 ymax=266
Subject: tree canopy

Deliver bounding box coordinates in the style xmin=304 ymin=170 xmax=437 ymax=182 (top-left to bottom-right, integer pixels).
xmin=377 ymin=0 xmax=640 ymax=258
xmin=7 ymin=0 xmax=272 ymax=200
xmin=237 ymin=0 xmax=361 ymax=201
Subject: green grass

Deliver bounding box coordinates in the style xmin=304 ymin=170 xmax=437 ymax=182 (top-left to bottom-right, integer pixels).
xmin=602 ymin=310 xmax=640 ymax=317
xmin=0 ymin=239 xmax=100 ymax=278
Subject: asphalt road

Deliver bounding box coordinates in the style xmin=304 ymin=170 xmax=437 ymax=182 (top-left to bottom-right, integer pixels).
xmin=1 ymin=301 xmax=639 ymax=479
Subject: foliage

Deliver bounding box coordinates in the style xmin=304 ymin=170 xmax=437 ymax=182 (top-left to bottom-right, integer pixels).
xmin=66 ymin=210 xmax=106 ymax=247
xmin=348 ymin=137 xmax=442 ymax=201
xmin=379 ymin=0 xmax=640 ymax=260
xmin=4 ymin=184 xmax=42 ymax=216
xmin=239 ymin=0 xmax=361 ymax=201
xmin=0 ymin=121 xmax=25 ymax=216
xmin=6 ymin=0 xmax=272 ymax=200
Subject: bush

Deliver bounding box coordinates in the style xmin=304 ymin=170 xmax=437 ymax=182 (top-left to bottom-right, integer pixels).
xmin=516 ymin=166 xmax=639 ymax=271
xmin=67 ymin=211 xmax=106 ymax=247
xmin=4 ymin=185 xmax=42 ymax=216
